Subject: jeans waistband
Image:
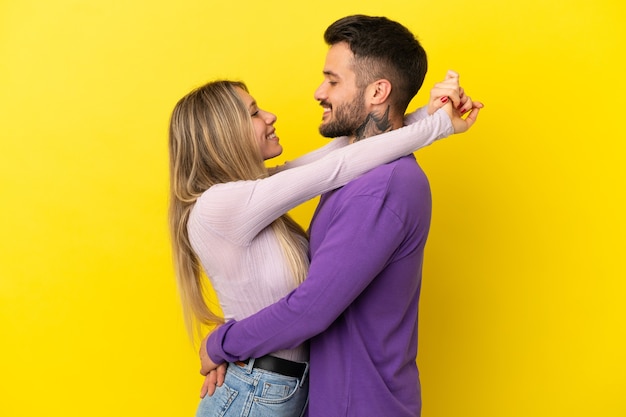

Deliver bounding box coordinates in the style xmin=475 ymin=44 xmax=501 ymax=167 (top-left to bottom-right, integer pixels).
xmin=236 ymin=355 xmax=309 ymax=386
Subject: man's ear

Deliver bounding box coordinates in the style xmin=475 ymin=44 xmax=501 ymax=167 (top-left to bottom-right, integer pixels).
xmin=367 ymin=79 xmax=392 ymax=105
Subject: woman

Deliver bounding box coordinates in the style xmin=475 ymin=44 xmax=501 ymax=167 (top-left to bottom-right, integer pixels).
xmin=169 ymin=76 xmax=477 ymax=417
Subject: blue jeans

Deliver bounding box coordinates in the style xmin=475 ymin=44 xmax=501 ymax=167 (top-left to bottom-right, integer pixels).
xmin=195 ymin=359 xmax=309 ymax=417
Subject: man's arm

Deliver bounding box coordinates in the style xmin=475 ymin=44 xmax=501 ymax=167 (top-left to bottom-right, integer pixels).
xmin=204 ymin=196 xmax=406 ymax=366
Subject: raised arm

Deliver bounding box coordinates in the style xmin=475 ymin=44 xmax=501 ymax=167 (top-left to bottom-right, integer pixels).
xmin=196 ymin=108 xmax=453 ymax=245
xmin=268 ymin=70 xmax=472 ymax=173
xmin=199 ymin=71 xmax=482 ymax=246
xmin=269 ymin=104 xmax=430 ymax=174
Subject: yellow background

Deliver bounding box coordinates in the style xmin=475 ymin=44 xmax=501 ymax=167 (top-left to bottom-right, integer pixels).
xmin=1 ymin=0 xmax=624 ymax=416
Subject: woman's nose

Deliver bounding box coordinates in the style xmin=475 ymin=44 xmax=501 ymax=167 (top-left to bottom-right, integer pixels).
xmin=262 ymin=110 xmax=277 ymax=124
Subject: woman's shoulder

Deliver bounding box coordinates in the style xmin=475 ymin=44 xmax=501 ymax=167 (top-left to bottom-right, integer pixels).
xmin=191 ymin=179 xmax=263 ymax=221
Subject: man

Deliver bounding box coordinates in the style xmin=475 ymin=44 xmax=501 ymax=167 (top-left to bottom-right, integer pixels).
xmin=201 ymin=15 xmax=481 ymax=416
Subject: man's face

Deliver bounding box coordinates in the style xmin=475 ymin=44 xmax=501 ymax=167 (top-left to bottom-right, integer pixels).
xmin=314 ymin=42 xmax=367 ymax=138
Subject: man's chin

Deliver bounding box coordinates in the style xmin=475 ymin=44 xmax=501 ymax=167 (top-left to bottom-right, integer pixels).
xmin=319 ymin=123 xmax=350 ymax=138
xmin=318 ymin=124 xmax=331 ymax=138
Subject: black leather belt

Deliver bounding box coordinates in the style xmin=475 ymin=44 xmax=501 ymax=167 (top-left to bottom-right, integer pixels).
xmin=237 ymin=355 xmax=308 ymax=380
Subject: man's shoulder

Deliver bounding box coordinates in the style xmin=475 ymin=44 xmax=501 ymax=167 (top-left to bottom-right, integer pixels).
xmin=316 ymin=154 xmax=431 ymax=230
xmin=346 ymin=154 xmax=427 ymax=192
xmin=367 ymin=153 xmax=423 ymax=173
xmin=319 ymin=154 xmax=431 ymax=219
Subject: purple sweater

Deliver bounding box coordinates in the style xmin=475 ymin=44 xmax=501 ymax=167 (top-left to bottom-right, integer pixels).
xmin=208 ymin=154 xmax=432 ymax=417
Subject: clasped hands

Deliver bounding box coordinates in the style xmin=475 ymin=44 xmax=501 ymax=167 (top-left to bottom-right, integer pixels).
xmin=427 ymin=70 xmax=483 ymax=133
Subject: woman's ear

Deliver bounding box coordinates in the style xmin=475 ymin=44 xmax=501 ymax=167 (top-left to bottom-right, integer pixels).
xmin=367 ymin=79 xmax=392 ymax=104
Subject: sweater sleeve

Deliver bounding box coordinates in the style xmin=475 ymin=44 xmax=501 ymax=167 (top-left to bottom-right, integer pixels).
xmin=207 ymin=194 xmax=407 ymax=362
xmin=267 ymin=137 xmax=349 ymax=175
xmin=195 ymin=108 xmax=452 ymax=246
xmin=268 ymin=105 xmax=429 ymax=174
xmin=404 ymin=105 xmax=429 ymax=125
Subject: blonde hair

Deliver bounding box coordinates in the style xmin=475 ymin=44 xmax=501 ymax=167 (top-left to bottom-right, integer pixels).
xmin=168 ymin=81 xmax=309 ymax=340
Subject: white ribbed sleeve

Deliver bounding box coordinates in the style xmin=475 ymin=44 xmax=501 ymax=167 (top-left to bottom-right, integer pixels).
xmin=186 ymin=108 xmax=452 ymax=361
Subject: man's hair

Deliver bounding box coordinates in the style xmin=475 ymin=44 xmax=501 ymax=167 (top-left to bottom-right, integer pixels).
xmin=324 ymin=15 xmax=427 ymax=112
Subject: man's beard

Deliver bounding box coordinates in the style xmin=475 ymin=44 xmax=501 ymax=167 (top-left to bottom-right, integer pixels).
xmin=319 ymin=90 xmax=367 ymax=138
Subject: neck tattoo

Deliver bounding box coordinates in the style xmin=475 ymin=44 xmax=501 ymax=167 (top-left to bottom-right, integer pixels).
xmin=354 ymin=106 xmax=392 ymax=142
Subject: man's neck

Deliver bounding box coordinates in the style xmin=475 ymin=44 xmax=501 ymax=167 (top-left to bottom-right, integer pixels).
xmin=350 ymin=105 xmax=403 ymax=144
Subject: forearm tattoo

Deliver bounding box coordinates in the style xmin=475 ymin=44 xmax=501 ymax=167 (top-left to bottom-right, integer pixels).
xmin=354 ymin=106 xmax=392 ymax=142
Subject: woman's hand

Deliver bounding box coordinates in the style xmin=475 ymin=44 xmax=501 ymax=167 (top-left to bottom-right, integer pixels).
xmin=427 ymin=70 xmax=463 ymax=115
xmin=429 ymin=70 xmax=484 ymax=133
xmin=445 ymin=98 xmax=483 ymax=134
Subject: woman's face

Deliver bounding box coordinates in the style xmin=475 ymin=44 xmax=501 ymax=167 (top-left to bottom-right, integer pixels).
xmin=235 ymin=87 xmax=283 ymax=160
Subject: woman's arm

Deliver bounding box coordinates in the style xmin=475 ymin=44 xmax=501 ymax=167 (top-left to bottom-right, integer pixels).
xmin=197 ymin=108 xmax=454 ymax=246
xmin=198 ymin=70 xmax=484 ymax=246
xmin=267 ymin=136 xmax=349 ymax=175
xmin=268 ymin=70 xmax=470 ymax=174
xmin=268 ymin=104 xmax=430 ymax=175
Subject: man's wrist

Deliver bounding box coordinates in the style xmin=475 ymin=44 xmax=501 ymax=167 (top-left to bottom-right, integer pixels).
xmin=206 ymin=320 xmax=238 ymax=364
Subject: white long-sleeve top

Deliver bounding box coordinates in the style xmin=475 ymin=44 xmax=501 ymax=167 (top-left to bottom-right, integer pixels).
xmin=187 ymin=107 xmax=452 ymax=361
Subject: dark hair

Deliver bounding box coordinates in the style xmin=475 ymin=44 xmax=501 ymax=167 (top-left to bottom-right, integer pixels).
xmin=324 ymin=15 xmax=427 ymax=112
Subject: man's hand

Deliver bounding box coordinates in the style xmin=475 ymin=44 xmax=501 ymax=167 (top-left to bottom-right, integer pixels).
xmin=199 ymin=364 xmax=227 ymax=398
xmin=198 ymin=329 xmax=227 ymax=398
xmin=199 ymin=331 xmax=220 ymax=376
